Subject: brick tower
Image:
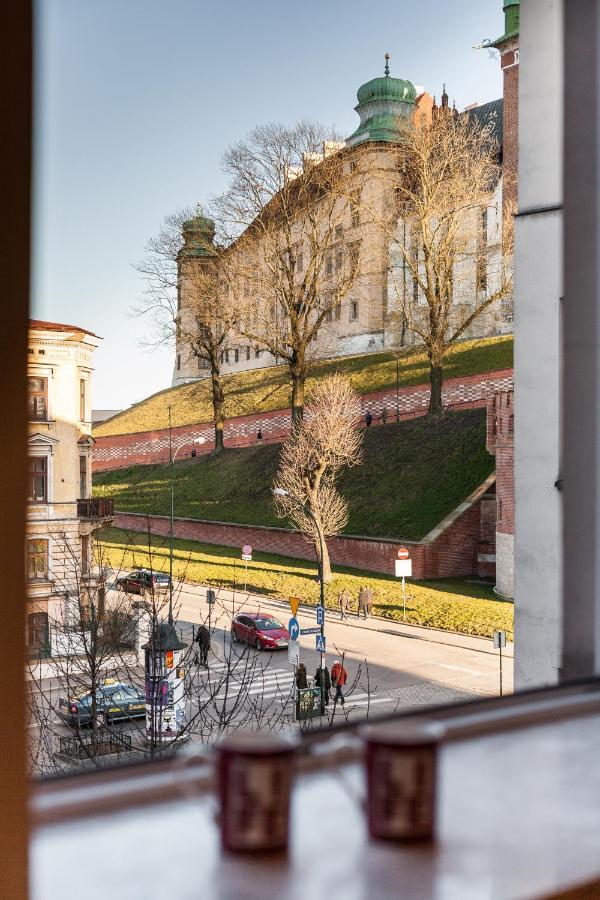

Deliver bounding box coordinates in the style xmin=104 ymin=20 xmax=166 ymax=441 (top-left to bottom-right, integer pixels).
xmin=492 ymin=0 xmax=520 ymax=216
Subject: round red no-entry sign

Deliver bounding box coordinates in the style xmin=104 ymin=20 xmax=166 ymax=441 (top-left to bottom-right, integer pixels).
xmin=397 ymin=547 xmax=410 ymax=560
xmin=242 ymin=544 xmax=252 ymax=556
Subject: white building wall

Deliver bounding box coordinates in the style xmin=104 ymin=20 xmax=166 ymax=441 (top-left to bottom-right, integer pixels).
xmin=514 ymin=0 xmax=563 ymax=689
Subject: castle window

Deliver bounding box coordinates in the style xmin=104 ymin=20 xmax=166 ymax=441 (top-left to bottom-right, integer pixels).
xmin=246 ymin=347 xmax=251 ymax=361
xmin=234 ymin=348 xmax=239 ymax=363
xmin=326 ymin=255 xmax=333 ymax=276
xmin=177 ymin=354 xmax=181 ymax=370
xmin=350 ymin=301 xmax=359 ymax=321
xmin=255 ymin=349 xmax=261 ymax=359
xmin=334 ymin=303 xmax=341 ymax=321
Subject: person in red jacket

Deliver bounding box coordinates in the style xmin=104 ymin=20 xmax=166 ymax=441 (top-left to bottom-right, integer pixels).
xmin=331 ymin=660 xmax=348 ymax=705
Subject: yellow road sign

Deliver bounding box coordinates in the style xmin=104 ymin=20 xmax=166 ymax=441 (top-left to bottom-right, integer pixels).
xmin=289 ymin=596 xmax=301 ymax=617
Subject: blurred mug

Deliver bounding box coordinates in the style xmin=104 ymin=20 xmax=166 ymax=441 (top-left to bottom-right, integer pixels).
xmin=217 ymin=733 xmax=296 ymax=853
xmin=362 ymin=720 xmax=445 ymax=842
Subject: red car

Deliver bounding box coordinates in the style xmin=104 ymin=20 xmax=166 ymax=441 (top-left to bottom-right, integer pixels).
xmin=231 ymin=613 xmax=290 ymax=651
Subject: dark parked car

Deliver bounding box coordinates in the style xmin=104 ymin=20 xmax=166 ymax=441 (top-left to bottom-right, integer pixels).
xmin=115 ymin=568 xmax=171 ymax=596
xmin=58 ymin=680 xmax=145 ymax=727
xmin=231 ymin=613 xmax=290 ymax=650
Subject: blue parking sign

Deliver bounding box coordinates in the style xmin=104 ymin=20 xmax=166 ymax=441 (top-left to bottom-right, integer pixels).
xmin=288 ymin=617 xmax=300 ymax=641
xmin=316 ymin=605 xmax=324 ymax=625
xmin=316 ymin=634 xmax=326 ymax=653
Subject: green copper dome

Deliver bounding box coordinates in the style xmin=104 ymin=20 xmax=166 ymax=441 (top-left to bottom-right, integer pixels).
xmin=347 ymin=55 xmax=417 ymax=147
xmin=357 ymin=75 xmax=417 ymax=106
xmin=180 ymin=213 xmax=216 ymax=258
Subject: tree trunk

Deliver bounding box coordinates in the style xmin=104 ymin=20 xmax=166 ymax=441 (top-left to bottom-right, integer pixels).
xmin=291 ymin=370 xmax=305 ymax=422
xmin=210 ymin=366 xmax=225 ymax=453
xmin=314 ymin=533 xmax=333 ymax=584
xmin=428 ymin=360 xmax=443 ymax=415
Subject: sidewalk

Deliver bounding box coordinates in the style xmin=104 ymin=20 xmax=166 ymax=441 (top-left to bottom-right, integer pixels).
xmin=174 ymin=581 xmax=515 ymax=658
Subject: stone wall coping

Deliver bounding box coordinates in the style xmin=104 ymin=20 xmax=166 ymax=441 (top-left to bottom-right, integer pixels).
xmin=98 ymin=367 xmax=514 ymax=442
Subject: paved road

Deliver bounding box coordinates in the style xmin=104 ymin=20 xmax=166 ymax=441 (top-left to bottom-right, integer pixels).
xmin=173 ymin=580 xmax=514 ymax=714
xmin=28 ymin=580 xmax=513 ymax=773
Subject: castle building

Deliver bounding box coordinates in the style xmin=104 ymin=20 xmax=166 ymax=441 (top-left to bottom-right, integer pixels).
xmin=26 ymin=321 xmax=113 ymax=656
xmin=174 ymin=53 xmax=512 ymax=387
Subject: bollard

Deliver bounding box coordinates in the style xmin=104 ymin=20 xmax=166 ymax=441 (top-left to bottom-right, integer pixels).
xmin=362 ymin=720 xmax=445 ymax=842
xmin=217 ymin=733 xmax=296 ymax=853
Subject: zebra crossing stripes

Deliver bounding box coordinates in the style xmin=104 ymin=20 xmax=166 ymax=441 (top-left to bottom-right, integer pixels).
xmin=198 ymin=667 xmax=294 ymax=703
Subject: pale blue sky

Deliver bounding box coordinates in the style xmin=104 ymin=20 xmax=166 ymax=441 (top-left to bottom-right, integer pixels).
xmin=32 ymin=0 xmax=504 ymax=409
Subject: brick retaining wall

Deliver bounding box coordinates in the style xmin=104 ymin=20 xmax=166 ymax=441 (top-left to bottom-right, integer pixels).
xmin=93 ymin=368 xmax=513 ymax=472
xmin=113 ymin=489 xmax=492 ymax=579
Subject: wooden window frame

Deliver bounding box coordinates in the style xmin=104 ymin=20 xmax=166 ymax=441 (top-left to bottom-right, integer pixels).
xmin=26 ymin=538 xmax=48 ymax=581
xmin=28 ymin=376 xmax=47 ymax=421
xmin=28 ymin=456 xmax=48 ymax=503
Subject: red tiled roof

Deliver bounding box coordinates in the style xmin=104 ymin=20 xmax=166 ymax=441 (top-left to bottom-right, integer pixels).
xmin=29 ymin=319 xmax=101 ymax=339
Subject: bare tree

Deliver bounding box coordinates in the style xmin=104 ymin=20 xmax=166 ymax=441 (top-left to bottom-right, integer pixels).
xmin=214 ymin=122 xmax=370 ymax=421
xmin=273 ymin=374 xmax=363 ymax=582
xmin=135 ymin=208 xmax=237 ymax=453
xmin=381 ymin=109 xmax=513 ymax=413
xmin=27 ymin=531 xmax=295 ymax=776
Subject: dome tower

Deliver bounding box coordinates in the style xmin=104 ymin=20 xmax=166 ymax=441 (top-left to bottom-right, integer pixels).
xmin=346 ymin=53 xmax=417 ymax=147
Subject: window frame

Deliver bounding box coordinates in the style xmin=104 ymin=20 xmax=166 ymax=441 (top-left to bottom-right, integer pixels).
xmin=26 ymin=538 xmax=49 ymax=581
xmin=28 ymin=455 xmax=48 ymax=503
xmin=27 ymin=376 xmax=48 ymax=422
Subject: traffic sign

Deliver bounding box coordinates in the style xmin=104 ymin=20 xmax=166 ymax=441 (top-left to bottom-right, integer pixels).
xmin=316 ymin=634 xmax=326 ymax=653
xmin=288 ymin=640 xmax=300 ymax=666
xmin=395 ymin=559 xmax=412 ymax=578
xmin=289 ymin=596 xmax=301 ymax=617
xmin=300 ymin=626 xmax=321 ymax=635
xmin=242 ymin=544 xmax=252 ymax=556
xmin=316 ymin=605 xmax=324 ymax=625
xmin=241 ymin=554 xmax=252 ymax=561
xmin=288 ymin=617 xmax=300 ymax=641
xmin=398 ymin=547 xmax=410 ymax=560
xmin=206 ymin=589 xmax=216 ymax=604
xmin=493 ymin=630 xmax=507 ymax=649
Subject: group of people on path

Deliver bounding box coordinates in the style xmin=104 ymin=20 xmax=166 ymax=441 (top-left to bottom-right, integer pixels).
xmin=297 ymin=660 xmax=348 ymax=707
xmin=337 ymin=586 xmax=374 ymax=620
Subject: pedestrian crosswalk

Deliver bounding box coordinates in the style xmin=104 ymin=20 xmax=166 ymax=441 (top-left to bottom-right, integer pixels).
xmin=195 ymin=660 xmax=397 ymax=711
xmin=197 ymin=661 xmax=295 ymax=704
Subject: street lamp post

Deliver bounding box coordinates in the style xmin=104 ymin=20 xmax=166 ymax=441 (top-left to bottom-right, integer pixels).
xmin=274 ymin=488 xmax=326 ymax=713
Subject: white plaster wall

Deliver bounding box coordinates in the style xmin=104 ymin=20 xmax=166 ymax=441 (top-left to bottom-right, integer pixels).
xmin=495 ymin=531 xmax=515 ymax=599
xmin=514 ymin=0 xmax=563 ymax=689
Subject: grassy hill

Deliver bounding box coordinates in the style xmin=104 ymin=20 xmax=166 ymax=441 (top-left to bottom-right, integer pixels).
xmin=94 ymin=335 xmax=513 ymax=438
xmin=94 ymin=408 xmax=494 ymax=541
xmin=98 ymin=527 xmax=513 ymax=638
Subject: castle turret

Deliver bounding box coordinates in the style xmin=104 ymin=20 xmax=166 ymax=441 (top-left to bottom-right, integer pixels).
xmin=492 ymin=0 xmax=519 ymax=212
xmin=346 ymin=54 xmax=417 ymax=146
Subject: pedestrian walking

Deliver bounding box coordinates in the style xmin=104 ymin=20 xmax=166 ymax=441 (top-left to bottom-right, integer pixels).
xmin=338 ymin=588 xmax=351 ymax=620
xmin=331 ymin=659 xmax=348 ymax=705
xmin=314 ymin=665 xmax=331 ymax=709
xmin=295 ymin=663 xmax=308 ymax=690
xmin=358 ymin=586 xmax=368 ymax=619
xmin=365 ymin=587 xmax=374 ymax=619
xmin=195 ymin=623 xmax=210 ymax=667
xmin=257 ymin=429 xmax=263 ymax=442
xmin=365 ymin=410 xmax=373 ymax=427
xmin=381 ymin=406 xmax=388 ymax=424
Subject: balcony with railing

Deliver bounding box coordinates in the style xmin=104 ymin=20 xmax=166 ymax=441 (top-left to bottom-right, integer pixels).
xmin=77 ymin=498 xmax=114 ymax=519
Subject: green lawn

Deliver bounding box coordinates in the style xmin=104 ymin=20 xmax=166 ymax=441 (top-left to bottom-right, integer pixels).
xmin=94 ymin=335 xmax=513 ymax=437
xmin=98 ymin=527 xmax=513 ymax=639
xmin=94 ymin=408 xmax=495 ymax=541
